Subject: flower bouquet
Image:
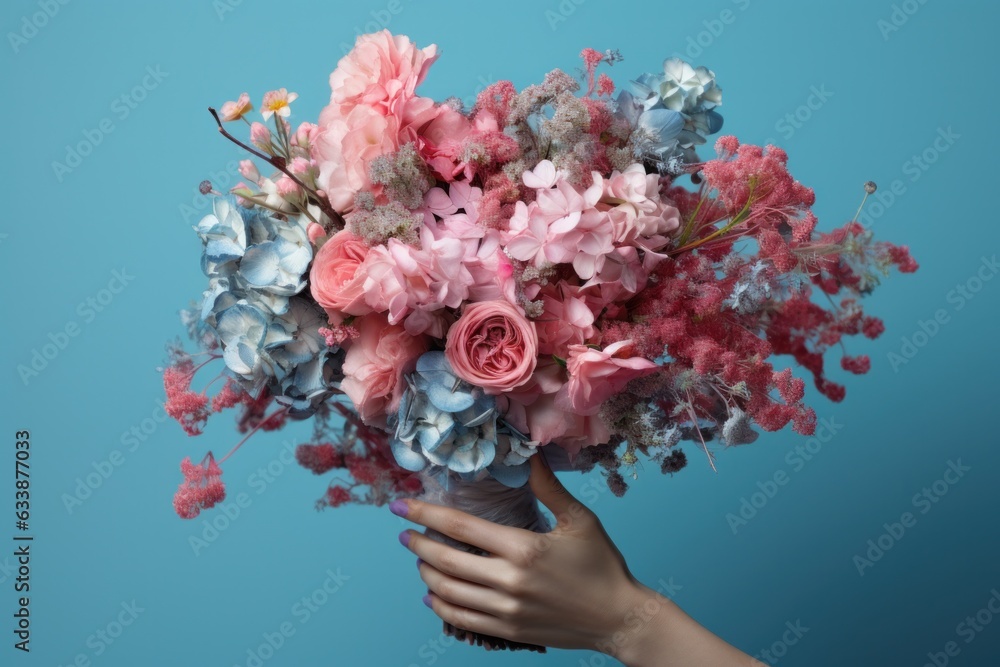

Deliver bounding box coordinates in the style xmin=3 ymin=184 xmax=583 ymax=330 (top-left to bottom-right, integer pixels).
xmin=164 ymin=30 xmax=916 ymax=652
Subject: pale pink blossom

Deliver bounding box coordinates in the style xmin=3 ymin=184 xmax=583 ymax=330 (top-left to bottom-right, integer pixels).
xmin=249 ymin=122 xmax=271 ymax=151
xmin=291 ymin=122 xmax=319 ymax=148
xmin=275 ymin=175 xmax=301 ymax=198
xmin=307 ymin=223 xmax=325 ymax=244
xmin=261 ymin=88 xmax=298 ymax=120
xmin=238 ymin=159 xmax=260 ymax=183
xmin=219 ymin=93 xmax=253 ymax=122
xmin=288 ymin=157 xmax=313 ymax=177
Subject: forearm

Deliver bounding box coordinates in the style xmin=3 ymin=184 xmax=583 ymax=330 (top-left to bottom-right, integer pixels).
xmin=609 ymin=583 xmax=758 ymax=667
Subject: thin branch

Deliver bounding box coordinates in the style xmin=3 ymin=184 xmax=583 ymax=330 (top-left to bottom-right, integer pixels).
xmin=207 ymin=107 xmax=347 ymax=231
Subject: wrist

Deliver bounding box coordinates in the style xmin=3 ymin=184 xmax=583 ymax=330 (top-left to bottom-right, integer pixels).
xmin=597 ymin=581 xmax=682 ymax=667
xmin=608 ymin=582 xmax=758 ymax=667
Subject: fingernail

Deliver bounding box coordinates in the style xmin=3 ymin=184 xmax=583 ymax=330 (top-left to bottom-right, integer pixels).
xmin=389 ymin=499 xmax=409 ymax=517
xmin=398 ymin=530 xmax=411 ymax=547
xmin=416 ymin=557 xmax=424 ymax=569
xmin=422 ymin=594 xmax=432 ymax=608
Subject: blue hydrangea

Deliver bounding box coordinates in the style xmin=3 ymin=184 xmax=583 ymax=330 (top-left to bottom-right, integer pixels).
xmin=192 ymin=196 xmax=340 ymax=417
xmin=390 ymin=352 xmax=537 ymax=487
xmin=620 ymin=57 xmax=724 ymax=168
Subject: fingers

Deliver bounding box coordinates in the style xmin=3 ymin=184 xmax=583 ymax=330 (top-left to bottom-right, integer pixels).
xmin=393 ymin=498 xmax=522 ymax=558
xmin=418 ymin=561 xmax=516 ymax=619
xmin=402 ymin=530 xmax=509 ymax=588
xmin=528 ymin=451 xmax=580 ymax=519
xmin=424 ymin=592 xmax=519 ymax=644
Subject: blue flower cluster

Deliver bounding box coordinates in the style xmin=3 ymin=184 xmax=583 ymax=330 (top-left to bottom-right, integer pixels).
xmin=390 ymin=352 xmax=538 ymax=487
xmin=195 ymin=197 xmax=339 ymax=416
xmin=618 ymin=57 xmax=724 ymax=169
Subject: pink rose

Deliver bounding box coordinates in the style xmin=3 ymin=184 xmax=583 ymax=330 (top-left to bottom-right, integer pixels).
xmin=341 ymin=313 xmax=428 ymax=428
xmin=556 ymin=340 xmax=658 ymax=415
xmin=445 ymin=300 xmax=538 ymax=394
xmin=309 ymin=230 xmax=372 ymax=322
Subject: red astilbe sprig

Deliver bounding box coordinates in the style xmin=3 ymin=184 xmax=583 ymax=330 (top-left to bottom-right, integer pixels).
xmin=795 ymin=221 xmax=919 ymax=297
xmin=764 ymin=291 xmax=878 ymax=402
xmin=602 ymin=251 xmax=818 ymax=463
xmin=298 ymin=403 xmax=423 ymax=510
xmin=672 ymin=138 xmax=817 ymax=271
xmin=163 ymin=347 xmax=265 ymax=436
xmin=173 ymin=452 xmax=226 ymax=519
xmin=163 ymin=356 xmax=214 ymax=436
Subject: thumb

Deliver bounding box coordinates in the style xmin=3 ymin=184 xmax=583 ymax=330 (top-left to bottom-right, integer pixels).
xmin=529 ymin=450 xmax=579 ymax=519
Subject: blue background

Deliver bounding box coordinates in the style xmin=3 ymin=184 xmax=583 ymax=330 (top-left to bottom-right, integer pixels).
xmin=3 ymin=0 xmax=998 ymax=665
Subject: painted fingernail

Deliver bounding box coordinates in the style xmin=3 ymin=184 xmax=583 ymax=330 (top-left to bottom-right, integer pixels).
xmin=416 ymin=558 xmax=424 ymax=569
xmin=389 ymin=499 xmax=409 ymax=517
xmin=398 ymin=530 xmax=411 ymax=547
xmin=422 ymin=594 xmax=432 ymax=608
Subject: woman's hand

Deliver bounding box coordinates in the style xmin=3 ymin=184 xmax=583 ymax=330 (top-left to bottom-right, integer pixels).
xmin=391 ymin=455 xmax=757 ymax=666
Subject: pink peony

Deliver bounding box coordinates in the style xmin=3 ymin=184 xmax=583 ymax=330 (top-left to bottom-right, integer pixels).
xmin=353 ymin=244 xmax=408 ymax=319
xmin=328 ymin=30 xmax=438 ymax=116
xmin=313 ymin=31 xmax=445 ymax=212
xmin=556 ymin=340 xmax=658 ymax=415
xmin=445 ymin=300 xmax=538 ymax=394
xmin=309 ymin=230 xmax=372 ymax=322
xmin=340 ymin=313 xmax=428 ymax=428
